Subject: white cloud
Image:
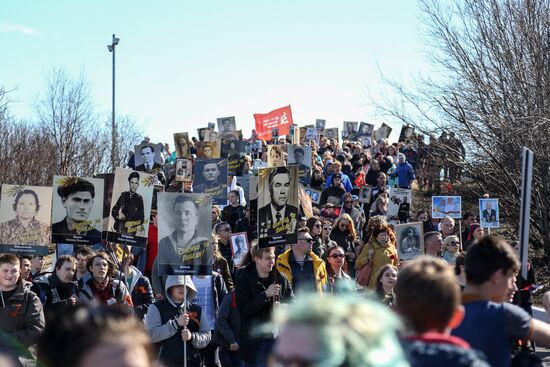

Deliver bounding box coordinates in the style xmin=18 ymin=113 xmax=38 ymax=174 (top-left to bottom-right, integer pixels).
xmin=0 ymin=22 xmax=39 ymax=36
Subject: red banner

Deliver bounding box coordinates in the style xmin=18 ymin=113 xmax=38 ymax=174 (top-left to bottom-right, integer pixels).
xmin=253 ymin=105 xmax=293 ymax=140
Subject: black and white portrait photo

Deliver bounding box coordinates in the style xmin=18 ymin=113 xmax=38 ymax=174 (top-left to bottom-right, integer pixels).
xmin=324 ymin=127 xmax=338 ymax=141
xmin=193 ymin=158 xmax=228 ymax=205
xmin=287 ymin=145 xmax=312 ymax=185
xmin=342 ymin=121 xmax=358 ymax=139
xmin=222 ymin=140 xmax=249 ymax=176
xmin=358 ymin=185 xmax=372 ymax=204
xmin=175 ymin=158 xmax=193 ymax=182
xmin=173 ymin=132 xmax=191 ymax=158
xmin=315 ymin=119 xmax=326 ymax=132
xmin=387 ymin=188 xmax=412 ymax=223
xmin=0 ymin=185 xmax=52 ymax=255
xmin=356 ymin=122 xmax=374 ymax=138
xmin=217 ymin=116 xmax=237 ymax=133
xmin=106 ymin=167 xmax=155 ymax=247
xmin=398 ymin=125 xmax=415 ymax=143
xmin=157 ymin=193 xmax=212 ymax=275
xmin=230 ymin=232 xmax=249 ymax=268
xmin=134 ymin=143 xmax=164 ymax=173
xmin=258 ymin=166 xmax=299 ymax=248
xmin=395 ymin=222 xmax=424 ymax=261
xmin=51 ymin=176 xmax=104 ymax=245
xmin=375 ymin=123 xmax=393 ymax=140
xmin=195 ymin=140 xmax=221 ymax=159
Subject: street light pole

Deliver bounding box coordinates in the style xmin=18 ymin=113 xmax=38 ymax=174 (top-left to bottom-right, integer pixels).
xmin=107 ymin=34 xmax=120 ymax=171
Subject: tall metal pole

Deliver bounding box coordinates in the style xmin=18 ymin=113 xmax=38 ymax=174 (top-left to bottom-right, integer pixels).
xmin=108 ymin=34 xmax=119 ymax=172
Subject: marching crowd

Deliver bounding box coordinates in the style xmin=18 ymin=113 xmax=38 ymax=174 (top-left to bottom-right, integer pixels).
xmin=0 ymin=127 xmax=548 ymax=367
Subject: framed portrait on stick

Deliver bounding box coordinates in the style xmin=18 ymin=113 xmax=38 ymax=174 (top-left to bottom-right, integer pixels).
xmin=395 ymin=222 xmax=424 ymax=261
xmin=0 ymin=185 xmax=52 ymax=255
xmin=479 ymin=198 xmax=500 ymax=228
xmin=51 ymin=176 xmax=104 ymax=245
xmin=106 ymin=168 xmax=155 ymax=247
xmin=230 ymin=232 xmax=249 ymax=268
xmin=432 ymin=196 xmax=462 ymax=219
xmin=258 ymin=166 xmax=299 ymax=248
xmin=193 ymin=158 xmax=228 ymax=205
xmin=157 ymin=193 xmax=212 ymax=275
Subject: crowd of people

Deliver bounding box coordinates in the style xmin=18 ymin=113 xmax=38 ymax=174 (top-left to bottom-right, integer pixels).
xmin=0 ymin=125 xmax=547 ymax=367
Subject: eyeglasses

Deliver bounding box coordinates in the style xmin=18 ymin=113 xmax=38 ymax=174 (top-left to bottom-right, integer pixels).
xmin=329 ymin=254 xmax=345 ymax=258
xmin=300 ymin=238 xmax=314 ymax=243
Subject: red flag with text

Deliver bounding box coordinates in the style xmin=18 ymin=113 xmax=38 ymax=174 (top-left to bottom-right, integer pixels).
xmin=253 ymin=105 xmax=293 ymax=140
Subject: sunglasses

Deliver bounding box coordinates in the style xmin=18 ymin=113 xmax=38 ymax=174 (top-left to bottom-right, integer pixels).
xmin=323 ymin=227 xmax=332 ymax=231
xmin=448 ymin=241 xmax=458 ymax=247
xmin=300 ymin=238 xmax=314 ymax=243
xmin=329 ymin=254 xmax=345 ymax=259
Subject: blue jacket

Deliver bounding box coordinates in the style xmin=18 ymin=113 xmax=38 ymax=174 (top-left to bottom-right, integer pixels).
xmin=392 ymin=162 xmax=415 ymax=189
xmin=325 ymin=173 xmax=353 ymax=192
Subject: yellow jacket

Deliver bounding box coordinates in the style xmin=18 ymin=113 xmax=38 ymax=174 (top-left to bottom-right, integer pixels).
xmin=356 ymin=238 xmax=398 ymax=289
xmin=276 ymin=249 xmax=327 ymax=294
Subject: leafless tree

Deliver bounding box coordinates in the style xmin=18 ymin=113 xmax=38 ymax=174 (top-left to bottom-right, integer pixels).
xmin=368 ymin=0 xmax=550 ymax=251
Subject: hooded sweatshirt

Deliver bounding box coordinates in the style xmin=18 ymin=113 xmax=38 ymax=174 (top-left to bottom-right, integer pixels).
xmin=146 ymin=275 xmax=211 ymax=367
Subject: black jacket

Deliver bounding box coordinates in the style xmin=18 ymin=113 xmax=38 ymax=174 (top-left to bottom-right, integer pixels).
xmin=235 ymin=263 xmax=293 ymax=362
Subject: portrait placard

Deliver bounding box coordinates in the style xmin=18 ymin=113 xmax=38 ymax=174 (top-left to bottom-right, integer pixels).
xmin=217 ymin=116 xmax=237 ymax=133
xmin=304 ymin=188 xmax=321 ymax=205
xmin=197 ymin=128 xmax=209 ymax=142
xmin=388 ymin=188 xmax=412 ymax=223
xmin=287 ymin=145 xmax=312 ymax=185
xmin=432 ymin=196 xmax=462 ymax=219
xmin=106 ymin=167 xmax=155 ymax=247
xmin=358 ymin=186 xmax=372 ymax=204
xmin=195 ymin=140 xmax=221 ymax=159
xmin=94 ymin=173 xmax=115 ymax=233
xmin=230 ymin=232 xmax=249 ymax=268
xmin=258 ymin=166 xmax=299 ymax=248
xmin=249 ymin=176 xmax=258 ymax=239
xmin=151 ymin=184 xmax=164 ymax=212
xmin=0 ymin=185 xmax=52 ymax=255
xmin=193 ymin=158 xmax=228 ymax=205
xmin=133 ymin=143 xmax=164 ymax=173
xmin=398 ymin=125 xmax=415 ymax=143
xmin=298 ymin=185 xmax=313 ymax=218
xmin=374 ymin=123 xmax=392 ymax=141
xmin=267 ymin=145 xmax=285 ymax=167
xmin=342 ymin=121 xmax=358 ymax=140
xmin=222 ymin=140 xmax=249 ymax=176
xmin=51 ymin=176 xmax=104 ymax=245
xmin=304 ymin=127 xmax=317 ymax=143
xmin=157 ymin=193 xmax=212 ymax=275
xmin=315 ymin=119 xmax=326 ymax=132
xmin=324 ymin=128 xmax=338 ymax=141
xmin=395 ymin=222 xmax=424 ymax=261
xmin=175 ymin=159 xmax=193 ymax=182
xmin=356 ymin=122 xmax=374 ymax=138
xmin=173 ymin=132 xmax=191 ymax=158
xmin=479 ymin=198 xmax=499 ymax=228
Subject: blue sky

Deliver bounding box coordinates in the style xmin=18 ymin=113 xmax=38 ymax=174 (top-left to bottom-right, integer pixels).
xmin=1 ymin=1 xmax=429 ymax=146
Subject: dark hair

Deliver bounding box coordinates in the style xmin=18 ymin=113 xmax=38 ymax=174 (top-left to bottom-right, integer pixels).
xmin=213 ymin=221 xmax=230 ymax=235
xmin=12 ymin=189 xmax=40 ymax=212
xmin=55 ymin=255 xmax=77 ymax=270
xmin=293 ymin=147 xmax=305 ymax=155
xmin=465 ymin=235 xmax=520 ymax=285
xmin=86 ymin=252 xmax=115 ymax=278
xmin=228 ymin=190 xmax=240 ymax=203
xmin=268 ymin=166 xmax=291 ymax=186
xmin=57 ymin=178 xmax=95 ymax=199
xmin=454 ymin=253 xmax=466 ymax=275
xmin=462 ymin=212 xmax=475 ymax=221
xmin=140 ymin=144 xmax=155 ymax=153
xmin=76 ymin=246 xmax=95 ymax=258
xmin=37 ymin=306 xmax=155 ymax=367
xmin=305 ymin=216 xmax=321 ymax=233
xmin=128 ymin=172 xmax=140 ymax=181
xmin=424 ymin=231 xmax=441 ymax=243
xmin=0 ymin=253 xmax=20 ymax=267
